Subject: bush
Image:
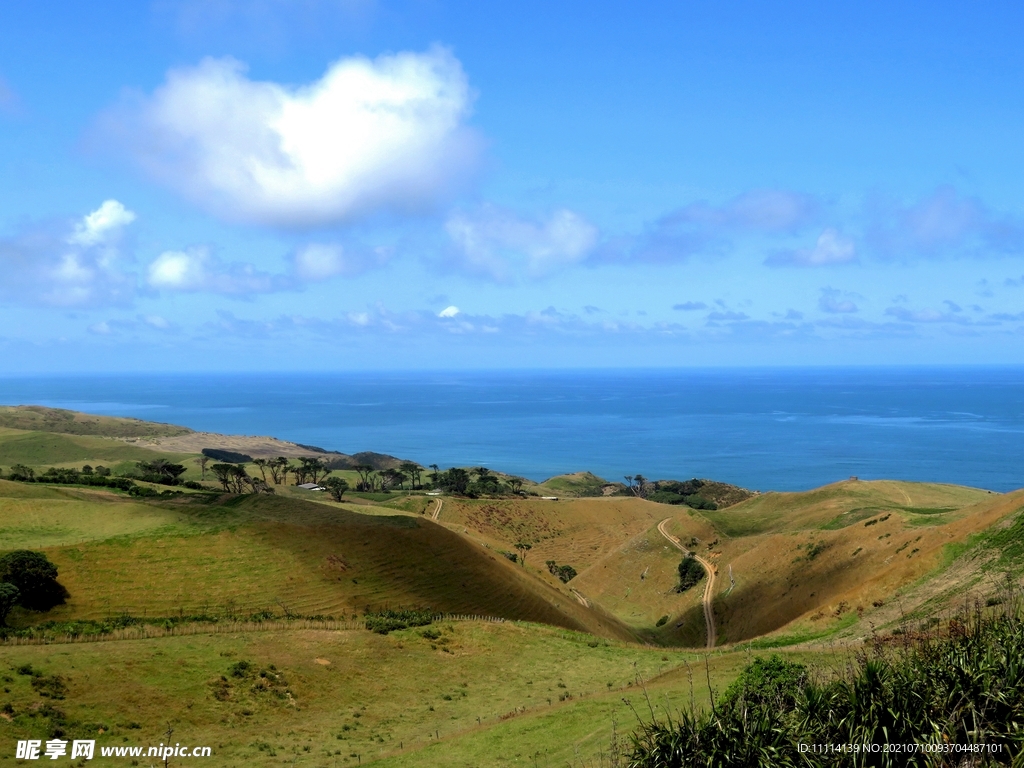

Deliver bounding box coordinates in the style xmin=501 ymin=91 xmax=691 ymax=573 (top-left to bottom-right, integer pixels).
xmin=628 ymin=609 xmax=1024 ymax=767
xmin=545 ymin=560 xmax=578 ymax=583
xmin=0 ymin=550 xmax=68 ymax=611
xmin=364 ymin=608 xmax=434 ymax=635
xmin=656 ymin=615 xmax=669 ymax=627
xmin=676 ymin=555 xmax=705 ymax=593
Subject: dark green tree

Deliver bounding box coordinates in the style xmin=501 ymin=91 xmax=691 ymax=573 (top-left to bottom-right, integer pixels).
xmin=9 ymin=464 xmax=34 ymax=481
xmin=211 ymin=463 xmax=234 ymax=491
xmin=323 ymin=477 xmax=349 ymax=501
xmin=399 ymin=462 xmax=421 ymax=489
xmin=0 ymin=550 xmax=68 ymax=611
xmin=442 ymin=467 xmax=470 ymax=495
xmin=352 ymin=464 xmax=375 ymax=491
xmin=0 ymin=582 xmax=19 ymax=626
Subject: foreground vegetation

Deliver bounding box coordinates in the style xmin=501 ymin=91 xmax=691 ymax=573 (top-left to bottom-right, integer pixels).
xmin=629 ymin=602 xmax=1024 ymax=766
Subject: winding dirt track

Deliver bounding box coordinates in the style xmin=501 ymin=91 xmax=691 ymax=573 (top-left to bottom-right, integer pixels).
xmin=430 ymin=498 xmax=443 ymax=521
xmin=657 ymin=518 xmax=717 ymax=649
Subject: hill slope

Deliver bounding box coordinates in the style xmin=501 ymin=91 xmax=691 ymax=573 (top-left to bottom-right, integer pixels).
xmin=0 ymin=405 xmax=191 ymax=437
xmin=2 ymin=483 xmax=638 ymax=642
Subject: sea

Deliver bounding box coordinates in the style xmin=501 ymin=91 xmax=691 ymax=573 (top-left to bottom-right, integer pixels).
xmin=1 ymin=367 xmax=1023 ymax=493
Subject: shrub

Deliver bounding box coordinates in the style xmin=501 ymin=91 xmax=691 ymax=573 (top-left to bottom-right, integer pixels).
xmin=0 ymin=550 xmax=68 ymax=611
xmin=364 ymin=608 xmax=434 ymax=635
xmin=545 ymin=560 xmax=578 ymax=583
xmin=628 ymin=608 xmax=1024 ymax=767
xmin=676 ymin=555 xmax=705 ymax=593
xmin=656 ymin=615 xmax=669 ymax=627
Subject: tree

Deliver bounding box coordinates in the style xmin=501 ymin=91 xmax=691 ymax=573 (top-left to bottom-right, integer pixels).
xmin=0 ymin=583 xmax=18 ymax=626
xmin=9 ymin=464 xmax=34 ymax=481
xmin=625 ymin=474 xmax=650 ymax=499
xmin=0 ymin=550 xmax=67 ymax=611
xmin=379 ymin=468 xmax=406 ymax=492
xmin=441 ymin=467 xmax=470 ymax=495
xmin=245 ymin=475 xmax=274 ymax=495
xmin=135 ymin=460 xmax=187 ymax=484
xmin=429 ymin=464 xmax=440 ymax=486
xmin=195 ymin=455 xmax=210 ymax=480
xmin=323 ymin=476 xmax=349 ymax=501
xmin=506 ymin=476 xmax=525 ymax=494
xmin=399 ymin=462 xmax=421 ymax=489
xmin=298 ymin=457 xmax=328 ymax=484
xmin=514 ymin=542 xmax=532 ymax=567
xmin=352 ymin=464 xmax=375 ymax=492
xmin=252 ymin=458 xmax=269 ymax=482
xmin=211 ymin=463 xmax=234 ymax=491
xmin=228 ymin=465 xmax=250 ymax=493
xmin=271 ymin=457 xmax=292 ymax=485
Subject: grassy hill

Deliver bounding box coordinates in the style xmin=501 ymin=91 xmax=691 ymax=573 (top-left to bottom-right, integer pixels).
xmin=1 ymin=482 xmax=638 ymax=642
xmin=2 ymin=408 xmax=1024 ymax=765
xmin=0 ymin=405 xmax=191 ymax=438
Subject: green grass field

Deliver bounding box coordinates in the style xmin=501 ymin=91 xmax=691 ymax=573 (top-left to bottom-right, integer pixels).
xmin=0 ymin=621 xmax=758 ymax=767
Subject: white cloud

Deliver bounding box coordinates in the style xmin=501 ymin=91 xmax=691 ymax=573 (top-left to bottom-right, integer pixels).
xmin=109 ymin=47 xmax=479 ymax=226
xmin=0 ymin=201 xmax=137 ymax=307
xmin=766 ymin=228 xmax=857 ymax=267
xmin=70 ymin=200 xmax=137 ymax=246
xmin=438 ymin=305 xmax=460 ymax=317
xmin=144 ymin=314 xmax=171 ymax=329
xmin=148 ymin=247 xmax=280 ymax=294
xmin=148 ymin=249 xmax=207 ymax=290
xmin=445 ymin=206 xmax=598 ymax=281
xmin=290 ymin=242 xmax=391 ymax=281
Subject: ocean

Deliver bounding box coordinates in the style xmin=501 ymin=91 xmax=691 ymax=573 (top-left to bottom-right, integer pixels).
xmin=1 ymin=367 xmax=1023 ymax=492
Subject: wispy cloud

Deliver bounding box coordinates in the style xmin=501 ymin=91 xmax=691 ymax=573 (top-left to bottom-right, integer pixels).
xmin=102 ymin=47 xmax=480 ymax=227
xmin=597 ymin=189 xmax=819 ymax=265
xmin=0 ymin=201 xmax=137 ymax=307
xmin=866 ymin=186 xmax=1024 ymax=259
xmin=672 ymin=301 xmax=707 ymax=311
xmin=444 ymin=205 xmax=598 ymax=281
xmin=884 ymin=305 xmax=995 ymax=325
xmin=766 ymin=228 xmax=857 ymax=268
xmin=818 ymin=287 xmax=859 ymax=314
xmin=147 ymin=239 xmax=391 ymax=296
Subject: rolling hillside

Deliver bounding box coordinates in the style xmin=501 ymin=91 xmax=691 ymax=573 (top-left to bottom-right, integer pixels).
xmin=2 ymin=408 xmax=1024 ymax=765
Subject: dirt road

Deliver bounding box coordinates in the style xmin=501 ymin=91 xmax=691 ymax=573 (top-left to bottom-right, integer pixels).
xmin=657 ymin=518 xmax=718 ymax=649
xmin=431 ymin=498 xmax=443 ymax=521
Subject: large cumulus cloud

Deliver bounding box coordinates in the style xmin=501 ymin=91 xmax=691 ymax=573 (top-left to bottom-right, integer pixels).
xmin=104 ymin=47 xmax=480 ymax=227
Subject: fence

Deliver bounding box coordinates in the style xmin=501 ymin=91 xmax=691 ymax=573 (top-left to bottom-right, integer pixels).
xmin=0 ymin=613 xmax=510 ymax=647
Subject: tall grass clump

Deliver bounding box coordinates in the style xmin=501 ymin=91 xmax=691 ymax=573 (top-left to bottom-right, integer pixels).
xmin=628 ymin=599 xmax=1024 ymax=766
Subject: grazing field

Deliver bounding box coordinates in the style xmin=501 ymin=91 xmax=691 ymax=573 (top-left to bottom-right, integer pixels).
xmin=0 ymin=429 xmax=193 ymax=469
xmin=0 ymin=621 xmax=743 ymax=767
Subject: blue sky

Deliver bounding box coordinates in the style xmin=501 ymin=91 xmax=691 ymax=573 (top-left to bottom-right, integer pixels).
xmin=2 ymin=1 xmax=1024 ymax=371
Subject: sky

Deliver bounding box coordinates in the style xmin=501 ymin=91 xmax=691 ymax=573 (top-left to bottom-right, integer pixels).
xmin=2 ymin=1 xmax=1024 ymax=371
